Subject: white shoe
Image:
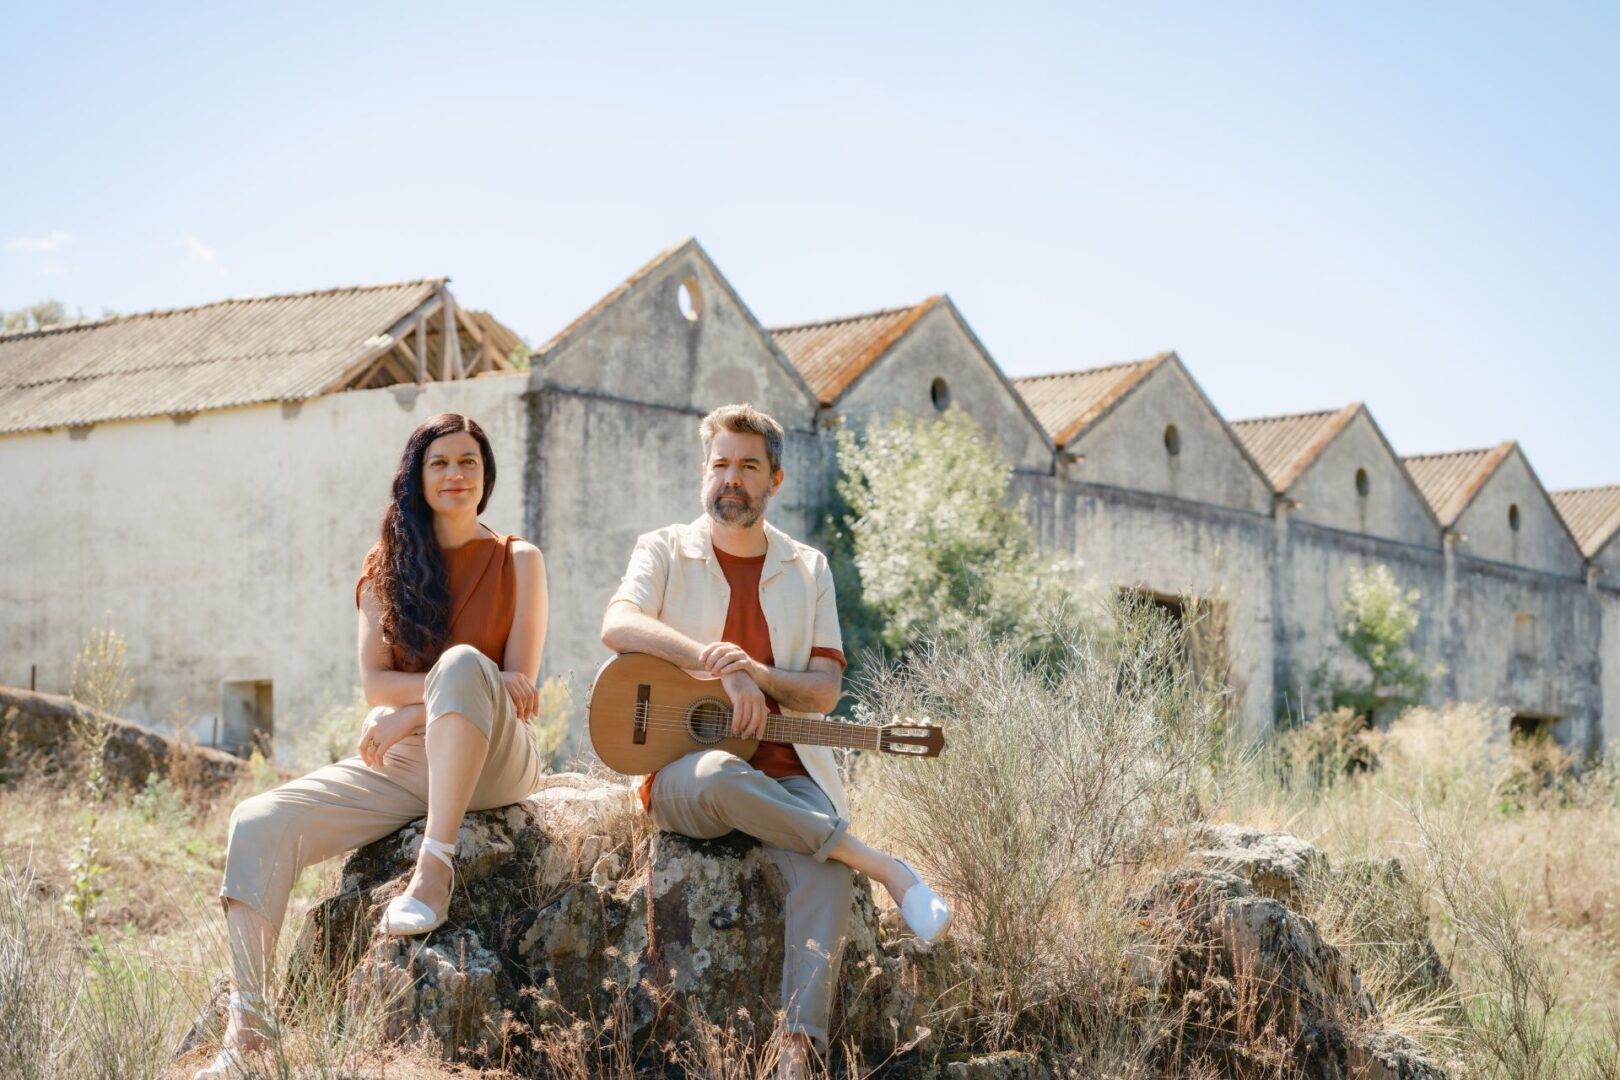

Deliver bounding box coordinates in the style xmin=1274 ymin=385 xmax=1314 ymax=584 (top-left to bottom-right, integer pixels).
xmin=379 ymin=835 xmax=456 ymax=936
xmin=192 ymin=990 xmax=273 ymax=1079
xmin=895 ymin=859 xmax=953 ymax=942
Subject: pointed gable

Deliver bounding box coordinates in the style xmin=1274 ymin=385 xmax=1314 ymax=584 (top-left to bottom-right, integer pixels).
xmin=1402 ymin=442 xmax=1517 ymax=527
xmin=1230 ymin=404 xmax=1361 ymax=495
xmin=1233 ymin=404 xmax=1438 ymax=545
xmin=1017 ymin=353 xmax=1272 ymax=513
xmin=1013 ymin=355 xmax=1167 ymax=449
xmin=1553 ymin=485 xmax=1620 ymax=566
xmin=537 ymin=239 xmax=817 ymax=426
xmin=775 ymin=296 xmax=1051 ymax=472
xmin=772 ymin=298 xmax=941 ymax=406
xmin=1411 ymin=442 xmax=1585 ymax=575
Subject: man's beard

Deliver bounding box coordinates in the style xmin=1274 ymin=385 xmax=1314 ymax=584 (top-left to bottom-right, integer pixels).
xmin=707 ymin=485 xmax=769 ymax=528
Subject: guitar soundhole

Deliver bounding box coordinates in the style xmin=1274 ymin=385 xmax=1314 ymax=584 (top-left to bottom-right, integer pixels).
xmin=686 ymin=698 xmax=730 ymax=745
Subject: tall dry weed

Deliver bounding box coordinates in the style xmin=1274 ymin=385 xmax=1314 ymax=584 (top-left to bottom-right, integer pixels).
xmin=849 ymin=594 xmax=1220 ymax=1045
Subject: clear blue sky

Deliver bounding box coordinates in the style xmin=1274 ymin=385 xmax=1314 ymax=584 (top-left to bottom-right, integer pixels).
xmin=5 ymin=2 xmax=1616 ymax=488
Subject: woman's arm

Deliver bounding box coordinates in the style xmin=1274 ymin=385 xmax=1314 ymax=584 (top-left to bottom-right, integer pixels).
xmin=500 ymin=543 xmax=548 ymax=720
xmin=357 ymin=580 xmax=428 ymax=707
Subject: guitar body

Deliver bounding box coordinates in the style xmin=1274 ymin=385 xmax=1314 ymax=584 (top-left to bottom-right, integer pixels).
xmin=588 ymin=652 xmax=763 ymax=775
xmin=587 ymin=653 xmax=945 ymax=776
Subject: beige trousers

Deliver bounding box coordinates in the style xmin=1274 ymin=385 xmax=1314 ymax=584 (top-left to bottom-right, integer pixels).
xmin=650 ymin=750 xmax=855 ymax=1049
xmin=220 ymin=644 xmax=545 ymax=928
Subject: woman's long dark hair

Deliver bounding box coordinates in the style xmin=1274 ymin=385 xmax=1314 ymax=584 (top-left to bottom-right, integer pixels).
xmin=363 ymin=413 xmax=497 ymax=670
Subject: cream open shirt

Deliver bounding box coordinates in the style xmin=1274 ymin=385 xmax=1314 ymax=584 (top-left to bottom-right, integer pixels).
xmin=608 ymin=514 xmax=850 ymax=822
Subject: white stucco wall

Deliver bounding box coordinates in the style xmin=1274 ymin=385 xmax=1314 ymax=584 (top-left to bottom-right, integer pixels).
xmin=1288 ymin=411 xmax=1437 ymax=547
xmin=0 ymin=373 xmax=531 ymax=756
xmin=1453 ymin=449 xmax=1586 ymax=576
xmin=1064 ymin=360 xmax=1273 ymax=514
xmin=834 ymin=304 xmax=1051 ymax=472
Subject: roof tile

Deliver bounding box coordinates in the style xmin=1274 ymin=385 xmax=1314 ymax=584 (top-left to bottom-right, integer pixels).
xmin=769 ymin=298 xmax=939 ymax=405
xmin=1011 ymin=354 xmax=1169 ymax=447
xmin=1230 ymin=405 xmax=1361 ymax=493
xmin=1551 ymin=485 xmax=1620 ymax=558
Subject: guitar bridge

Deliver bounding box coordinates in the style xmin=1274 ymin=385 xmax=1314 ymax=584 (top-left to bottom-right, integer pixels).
xmin=634 ymin=684 xmax=650 ymax=745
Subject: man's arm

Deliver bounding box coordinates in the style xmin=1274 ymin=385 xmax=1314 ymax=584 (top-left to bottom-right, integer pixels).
xmin=600 ymin=599 xmax=708 ymax=669
xmin=740 ymin=654 xmax=843 ymax=715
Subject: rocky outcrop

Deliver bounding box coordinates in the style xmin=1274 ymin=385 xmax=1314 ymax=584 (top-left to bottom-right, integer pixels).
xmin=284 ymin=778 xmax=1447 ymax=1078
xmin=1138 ymin=829 xmax=1449 ymax=1080
xmin=0 ymin=685 xmax=252 ymax=795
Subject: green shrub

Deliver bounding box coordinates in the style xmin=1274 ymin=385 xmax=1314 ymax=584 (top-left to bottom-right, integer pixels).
xmin=832 ymin=408 xmax=1080 ymax=664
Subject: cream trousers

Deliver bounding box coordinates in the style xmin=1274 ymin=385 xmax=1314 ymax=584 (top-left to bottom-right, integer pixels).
xmin=219 ymin=644 xmax=545 ymax=928
xmin=650 ymin=750 xmax=856 ymax=1050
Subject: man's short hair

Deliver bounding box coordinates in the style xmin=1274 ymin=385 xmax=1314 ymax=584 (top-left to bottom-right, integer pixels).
xmin=700 ymin=403 xmax=784 ymax=474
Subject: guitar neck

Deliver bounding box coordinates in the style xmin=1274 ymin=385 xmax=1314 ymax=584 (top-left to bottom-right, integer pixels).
xmin=761 ymin=712 xmax=878 ymax=751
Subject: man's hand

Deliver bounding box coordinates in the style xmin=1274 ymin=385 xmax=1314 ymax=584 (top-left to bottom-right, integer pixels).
xmin=358 ymin=703 xmax=424 ymax=769
xmin=700 ymin=640 xmax=761 ymax=681
xmin=721 ymin=669 xmax=768 ymax=740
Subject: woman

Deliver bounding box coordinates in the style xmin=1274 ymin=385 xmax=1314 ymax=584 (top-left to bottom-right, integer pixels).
xmin=197 ymin=413 xmax=548 ymax=1079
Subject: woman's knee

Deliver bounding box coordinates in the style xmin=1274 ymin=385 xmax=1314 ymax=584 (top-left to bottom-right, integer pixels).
xmin=425 ymin=644 xmax=497 ymax=716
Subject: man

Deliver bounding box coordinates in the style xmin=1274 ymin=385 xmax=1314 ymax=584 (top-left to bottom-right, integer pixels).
xmin=601 ymin=403 xmax=949 ymax=1079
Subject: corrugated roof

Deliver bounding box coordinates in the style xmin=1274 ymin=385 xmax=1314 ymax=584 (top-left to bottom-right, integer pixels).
xmin=1551 ymin=485 xmax=1620 ymax=558
xmin=0 ymin=279 xmax=450 ymax=435
xmin=1011 ymin=354 xmax=1171 ymax=447
xmin=1229 ymin=404 xmax=1361 ymax=493
xmin=769 ymin=298 xmax=941 ymax=405
xmin=1402 ymin=442 xmax=1515 ymax=526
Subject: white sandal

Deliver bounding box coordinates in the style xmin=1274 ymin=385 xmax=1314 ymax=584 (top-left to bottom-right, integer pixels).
xmin=192 ymin=989 xmax=274 ymax=1079
xmin=895 ymin=859 xmax=953 ymax=943
xmin=378 ymin=835 xmax=456 ymax=936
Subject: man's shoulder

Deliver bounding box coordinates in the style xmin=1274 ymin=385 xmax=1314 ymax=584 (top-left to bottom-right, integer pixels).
xmin=631 ymin=520 xmax=702 ymax=554
xmin=765 ymin=522 xmax=830 ymax=573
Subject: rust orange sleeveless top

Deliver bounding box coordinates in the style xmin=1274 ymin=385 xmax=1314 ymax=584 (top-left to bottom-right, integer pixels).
xmin=355 ymin=527 xmax=520 ymax=673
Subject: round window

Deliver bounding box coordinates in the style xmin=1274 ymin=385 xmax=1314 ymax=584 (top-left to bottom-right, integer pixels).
xmin=677 ymin=277 xmax=703 ymax=322
xmin=1163 ymin=424 xmax=1181 ymax=455
xmin=930 ymin=377 xmax=951 ymax=412
xmin=1355 ymin=468 xmax=1370 ymax=496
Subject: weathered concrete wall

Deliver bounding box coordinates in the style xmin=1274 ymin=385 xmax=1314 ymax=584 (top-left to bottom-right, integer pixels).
xmin=539 ymin=241 xmax=817 ymax=430
xmin=1452 ymin=449 xmax=1586 ymax=577
xmin=1022 ymin=474 xmax=1277 ymax=738
xmin=1272 ymin=523 xmax=1443 ymax=724
xmin=834 ymin=303 xmax=1051 ymax=472
xmin=1443 ymin=555 xmax=1602 ymax=751
xmin=0 ymin=373 xmax=531 ymax=756
xmin=1289 ymin=412 xmax=1437 ymax=547
xmin=529 ymin=388 xmax=837 ymax=717
xmin=1064 ymin=359 xmax=1272 ymax=514
xmin=1602 ymin=587 xmax=1620 ymax=750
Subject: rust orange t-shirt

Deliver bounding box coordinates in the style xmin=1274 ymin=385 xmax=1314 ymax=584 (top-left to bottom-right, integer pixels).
xmin=355 ymin=528 xmax=518 ymax=673
xmin=638 ymin=544 xmax=846 ymax=812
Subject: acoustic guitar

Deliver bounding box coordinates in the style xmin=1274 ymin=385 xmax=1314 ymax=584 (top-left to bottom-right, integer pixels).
xmin=587 ymin=652 xmax=944 ymax=775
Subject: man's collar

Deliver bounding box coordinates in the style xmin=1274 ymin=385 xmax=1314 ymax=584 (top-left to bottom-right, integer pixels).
xmin=680 ymin=514 xmax=798 ymax=571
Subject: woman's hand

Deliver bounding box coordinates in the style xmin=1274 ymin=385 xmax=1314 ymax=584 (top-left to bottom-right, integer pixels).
xmin=502 ymin=670 xmax=538 ymax=722
xmin=358 ymin=703 xmax=423 ymax=769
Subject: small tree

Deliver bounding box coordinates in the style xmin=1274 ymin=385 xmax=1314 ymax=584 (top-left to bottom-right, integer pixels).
xmin=65 ymin=619 xmax=134 ymax=931
xmin=1330 ymin=563 xmax=1433 ymax=723
xmin=832 ymin=408 xmax=1076 ymax=662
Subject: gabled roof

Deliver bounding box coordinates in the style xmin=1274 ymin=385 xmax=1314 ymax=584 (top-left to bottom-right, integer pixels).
xmin=1011 ymin=353 xmax=1172 ymax=447
xmin=535 ymin=237 xmax=818 ymax=408
xmin=1551 ymin=485 xmax=1620 ymax=558
xmin=769 ymin=298 xmax=941 ymax=405
xmin=1402 ymin=442 xmax=1516 ymax=526
xmin=0 ymin=278 xmax=514 ymax=436
xmin=1229 ymin=404 xmax=1362 ymax=493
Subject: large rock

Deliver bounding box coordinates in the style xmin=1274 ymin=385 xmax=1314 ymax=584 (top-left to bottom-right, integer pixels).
xmin=284 ymin=785 xmax=1445 ymax=1078
xmin=287 ymin=773 xmax=951 ymax=1068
